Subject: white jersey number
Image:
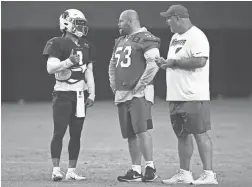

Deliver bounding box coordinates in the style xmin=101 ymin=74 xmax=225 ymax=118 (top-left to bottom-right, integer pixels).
xmin=115 ymin=46 xmax=132 ymax=67
xmin=76 ymin=50 xmax=83 ymax=65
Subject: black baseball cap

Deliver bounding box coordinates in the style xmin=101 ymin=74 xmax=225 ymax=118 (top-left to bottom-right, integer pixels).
xmin=160 ymin=4 xmax=189 ymax=18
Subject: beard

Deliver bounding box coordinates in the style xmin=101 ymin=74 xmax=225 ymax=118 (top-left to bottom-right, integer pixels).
xmin=119 ymin=28 xmax=125 ymax=35
xmin=119 ymin=26 xmax=130 ymax=36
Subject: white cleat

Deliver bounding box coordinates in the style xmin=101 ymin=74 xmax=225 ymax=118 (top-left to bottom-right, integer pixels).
xmin=51 ymin=168 xmax=64 ymax=182
xmin=193 ymin=171 xmax=218 ymax=185
xmin=162 ymin=169 xmax=194 ymax=184
xmin=65 ymin=169 xmax=86 ymax=181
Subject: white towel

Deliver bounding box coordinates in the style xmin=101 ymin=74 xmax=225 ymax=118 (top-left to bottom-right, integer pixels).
xmin=76 ymin=91 xmax=85 ymax=118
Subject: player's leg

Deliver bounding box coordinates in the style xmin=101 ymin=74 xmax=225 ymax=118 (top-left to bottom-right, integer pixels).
xmin=194 ymin=132 xmax=212 ymax=170
xmin=128 ymin=135 xmax=142 ymax=168
xmin=137 ymin=131 xmax=153 ymax=164
xmin=178 ymin=134 xmax=194 ymax=171
xmin=51 ymin=91 xmax=72 ymax=181
xmin=162 ymin=101 xmax=194 ymax=184
xmin=129 ymin=97 xmax=157 ymax=182
xmin=68 ymin=116 xmax=84 ymax=168
xmin=117 ymin=102 xmax=143 ymax=182
xmin=193 ymin=132 xmax=217 ymax=184
xmin=65 ymin=100 xmax=86 ymax=180
xmin=187 ymin=101 xmax=218 ymax=185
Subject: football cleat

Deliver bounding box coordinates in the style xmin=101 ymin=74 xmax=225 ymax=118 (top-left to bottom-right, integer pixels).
xmin=51 ymin=168 xmax=64 ymax=182
xmin=65 ymin=169 xmax=86 ymax=181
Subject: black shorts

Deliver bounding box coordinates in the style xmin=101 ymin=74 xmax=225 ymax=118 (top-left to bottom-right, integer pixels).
xmin=117 ymin=97 xmax=153 ymax=139
xmin=169 ymin=101 xmax=211 ymax=138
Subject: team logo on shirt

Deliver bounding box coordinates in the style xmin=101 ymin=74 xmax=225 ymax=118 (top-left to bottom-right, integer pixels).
xmin=170 ymin=39 xmax=186 ymax=47
xmin=171 ymin=39 xmax=186 ymax=54
xmin=132 ymin=37 xmax=140 ymax=43
xmin=175 ymin=47 xmax=182 ymax=54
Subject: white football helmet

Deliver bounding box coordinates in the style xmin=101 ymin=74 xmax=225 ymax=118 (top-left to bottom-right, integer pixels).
xmin=59 ymin=9 xmax=88 ymax=38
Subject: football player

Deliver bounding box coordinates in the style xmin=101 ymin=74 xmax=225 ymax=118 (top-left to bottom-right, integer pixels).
xmin=109 ymin=10 xmax=160 ymax=182
xmin=42 ymin=9 xmax=95 ymax=181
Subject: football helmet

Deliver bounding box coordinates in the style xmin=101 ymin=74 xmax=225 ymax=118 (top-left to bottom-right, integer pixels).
xmin=59 ymin=9 xmax=88 ymax=38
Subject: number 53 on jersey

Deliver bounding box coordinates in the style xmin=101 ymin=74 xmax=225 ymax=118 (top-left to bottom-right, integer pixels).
xmin=115 ymin=46 xmax=132 ymax=68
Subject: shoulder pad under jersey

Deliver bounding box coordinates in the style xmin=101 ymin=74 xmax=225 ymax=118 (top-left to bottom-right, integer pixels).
xmin=42 ymin=37 xmax=63 ymax=59
xmin=138 ymin=32 xmax=161 ymax=53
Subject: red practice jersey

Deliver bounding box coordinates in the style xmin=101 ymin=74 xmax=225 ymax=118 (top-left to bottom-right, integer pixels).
xmin=112 ymin=31 xmax=160 ymax=91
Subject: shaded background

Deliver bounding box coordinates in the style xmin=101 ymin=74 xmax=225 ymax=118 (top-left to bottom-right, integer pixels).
xmin=2 ymin=1 xmax=252 ymax=101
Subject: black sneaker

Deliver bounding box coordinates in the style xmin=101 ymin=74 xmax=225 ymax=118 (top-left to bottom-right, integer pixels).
xmin=142 ymin=166 xmax=158 ymax=182
xmin=117 ymin=169 xmax=143 ymax=182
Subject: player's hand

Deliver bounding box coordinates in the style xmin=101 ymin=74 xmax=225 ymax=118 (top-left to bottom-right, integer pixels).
xmin=159 ymin=63 xmax=168 ymax=70
xmin=69 ymin=49 xmax=80 ymax=65
xmin=155 ymin=57 xmax=175 ymax=69
xmin=132 ymin=83 xmax=145 ymax=95
xmin=155 ymin=56 xmax=166 ymax=67
xmin=132 ymin=88 xmax=138 ymax=95
xmin=164 ymin=59 xmax=175 ymax=68
xmin=85 ymin=98 xmax=94 ymax=108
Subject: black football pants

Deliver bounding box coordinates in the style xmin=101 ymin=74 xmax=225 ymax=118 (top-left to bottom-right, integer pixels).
xmin=51 ymin=91 xmax=86 ymax=160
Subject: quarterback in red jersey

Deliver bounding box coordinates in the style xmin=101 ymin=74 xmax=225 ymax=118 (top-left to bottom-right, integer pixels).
xmin=109 ymin=9 xmax=160 ymax=182
xmin=43 ymin=9 xmax=95 ymax=181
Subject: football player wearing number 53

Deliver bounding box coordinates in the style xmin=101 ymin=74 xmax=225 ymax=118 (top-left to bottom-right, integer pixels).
xmin=109 ymin=10 xmax=160 ymax=182
xmin=42 ymin=9 xmax=95 ymax=181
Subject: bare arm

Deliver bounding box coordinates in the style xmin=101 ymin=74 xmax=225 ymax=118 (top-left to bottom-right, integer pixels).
xmin=173 ymin=57 xmax=208 ymax=70
xmin=157 ymin=56 xmax=207 ymax=70
xmin=85 ymin=63 xmax=95 ymax=101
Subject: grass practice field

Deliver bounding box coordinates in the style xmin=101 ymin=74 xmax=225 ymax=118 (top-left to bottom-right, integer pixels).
xmin=1 ymin=98 xmax=252 ymax=187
